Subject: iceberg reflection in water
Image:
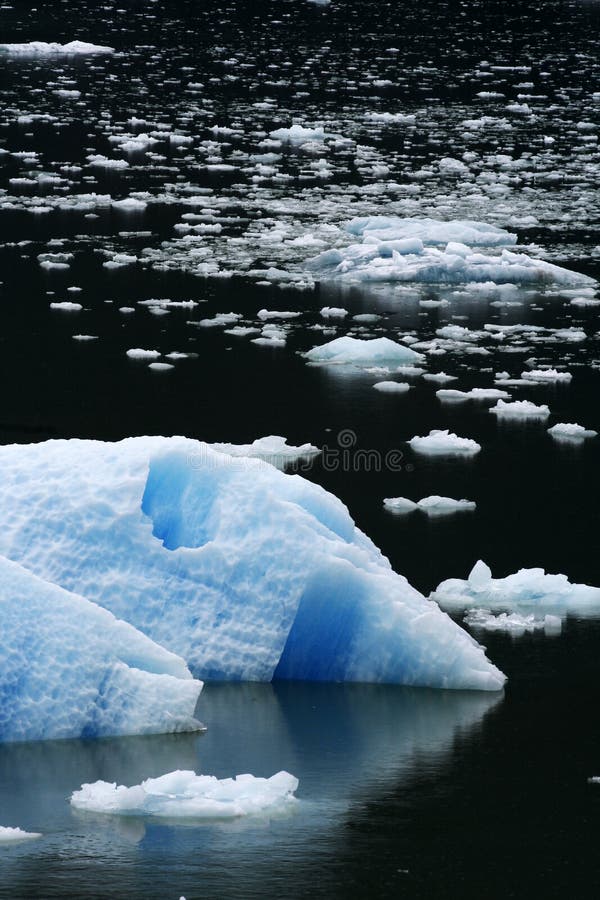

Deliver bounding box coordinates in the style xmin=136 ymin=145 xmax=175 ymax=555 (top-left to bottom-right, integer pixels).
xmin=0 ymin=683 xmax=500 ymax=899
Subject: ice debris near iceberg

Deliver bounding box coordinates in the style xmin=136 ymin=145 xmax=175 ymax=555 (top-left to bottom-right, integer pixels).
xmin=0 ymin=555 xmax=202 ymax=743
xmin=464 ymin=609 xmax=562 ymax=635
xmin=0 ymin=40 xmax=115 ymax=55
xmin=548 ymin=422 xmax=597 ymax=441
xmin=0 ymin=827 xmax=41 ymax=843
xmin=304 ymin=336 xmax=423 ymax=366
xmin=0 ymin=437 xmax=505 ymax=691
xmin=384 ymin=496 xmax=476 ymax=515
xmin=70 ymin=770 xmax=298 ymax=819
xmin=432 ymin=560 xmax=600 ymax=616
xmin=305 ymin=217 xmax=594 ymax=286
xmin=210 ymin=435 xmax=321 ymax=468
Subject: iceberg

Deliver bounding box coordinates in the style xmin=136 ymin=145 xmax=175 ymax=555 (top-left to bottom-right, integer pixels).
xmin=0 ymin=555 xmax=202 ymax=743
xmin=432 ymin=560 xmax=600 ymax=616
xmin=0 ymin=437 xmax=504 ymax=691
xmin=210 ymin=435 xmax=321 ymax=468
xmin=70 ymin=770 xmax=298 ymax=819
xmin=463 ymin=608 xmax=562 ymax=635
xmin=0 ymin=40 xmax=114 ymax=55
xmin=304 ymin=336 xmax=423 ymax=366
xmin=490 ymin=399 xmax=550 ymax=420
xmin=373 ymin=381 xmax=411 ymax=393
xmin=306 ymin=217 xmax=594 ymax=286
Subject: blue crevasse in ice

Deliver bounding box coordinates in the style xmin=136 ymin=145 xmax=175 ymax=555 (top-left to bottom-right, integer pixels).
xmin=0 ymin=437 xmax=505 ymax=691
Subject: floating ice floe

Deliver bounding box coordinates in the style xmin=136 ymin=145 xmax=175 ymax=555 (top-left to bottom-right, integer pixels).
xmin=269 ymin=124 xmax=328 ymax=142
xmin=521 ymin=369 xmax=572 ymax=383
xmin=464 ymin=609 xmax=562 ymax=635
xmin=305 ymin=217 xmax=594 ymax=286
xmin=409 ymin=429 xmax=481 ymax=456
xmin=127 ymin=348 xmax=161 ymax=359
xmin=304 ymin=336 xmax=423 ymax=366
xmin=70 ymin=770 xmax=299 ymax=819
xmin=432 ymin=560 xmax=600 ymax=616
xmin=548 ymin=422 xmax=598 ymax=441
xmin=0 ymin=827 xmax=41 ymax=843
xmin=320 ymin=306 xmax=348 ymax=318
xmin=0 ymin=437 xmax=505 ymax=691
xmin=384 ymin=496 xmax=476 ymax=515
xmin=0 ymin=40 xmax=115 ymax=55
xmin=0 ymin=555 xmax=202 ymax=743
xmin=210 ymin=435 xmax=321 ymax=468
xmin=437 ymin=388 xmax=511 ymax=402
xmin=373 ymin=381 xmax=411 ymax=393
xmin=490 ymin=399 xmax=550 ymax=420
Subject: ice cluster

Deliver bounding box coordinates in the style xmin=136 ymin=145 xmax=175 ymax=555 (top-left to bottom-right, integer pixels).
xmin=0 ymin=437 xmax=505 ymax=693
xmin=432 ymin=560 xmax=600 ymax=616
xmin=306 ymin=217 xmax=594 ymax=286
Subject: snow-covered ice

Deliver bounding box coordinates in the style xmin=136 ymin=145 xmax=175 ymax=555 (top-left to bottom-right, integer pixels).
xmin=0 ymin=555 xmax=202 ymax=743
xmin=0 ymin=437 xmax=505 ymax=691
xmin=70 ymin=770 xmax=298 ymax=819
xmin=432 ymin=560 xmax=600 ymax=615
xmin=464 ymin=609 xmax=562 ymax=635
xmin=210 ymin=435 xmax=321 ymax=467
xmin=409 ymin=430 xmax=481 ymax=456
xmin=304 ymin=336 xmax=423 ymax=366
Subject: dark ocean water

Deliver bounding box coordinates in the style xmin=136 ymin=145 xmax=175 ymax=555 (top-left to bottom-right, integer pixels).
xmin=2 ymin=0 xmax=600 ymax=896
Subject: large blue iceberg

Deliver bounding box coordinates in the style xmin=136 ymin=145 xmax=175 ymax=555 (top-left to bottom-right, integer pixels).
xmin=0 ymin=555 xmax=202 ymax=743
xmin=0 ymin=437 xmax=505 ymax=692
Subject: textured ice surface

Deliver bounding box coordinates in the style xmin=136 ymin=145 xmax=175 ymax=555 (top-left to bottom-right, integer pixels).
xmin=373 ymin=381 xmax=411 ymax=393
xmin=0 ymin=827 xmax=41 ymax=842
xmin=304 ymin=336 xmax=423 ymax=366
xmin=432 ymin=560 xmax=600 ymax=616
xmin=306 ymin=217 xmax=594 ymax=286
xmin=409 ymin=430 xmax=481 ymax=456
xmin=0 ymin=40 xmax=114 ymax=54
xmin=0 ymin=555 xmax=202 ymax=743
xmin=0 ymin=437 xmax=504 ymax=691
xmin=70 ymin=770 xmax=298 ymax=819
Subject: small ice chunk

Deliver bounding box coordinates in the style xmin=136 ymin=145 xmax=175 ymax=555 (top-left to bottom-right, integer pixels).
xmin=320 ymin=307 xmax=348 ymax=318
xmin=490 ymin=399 xmax=550 ymax=419
xmin=383 ymin=497 xmax=418 ymax=513
xmin=70 ymin=770 xmax=299 ymax=819
xmin=417 ymin=496 xmax=476 ymax=514
xmin=0 ymin=827 xmax=41 ymax=843
xmin=126 ymin=348 xmax=161 ymax=360
xmin=149 ymin=362 xmax=174 ymax=372
xmin=548 ymin=423 xmax=598 ymax=441
xmin=464 ymin=609 xmax=562 ymax=634
xmin=304 ymin=336 xmax=423 ymax=366
xmin=521 ymin=369 xmax=572 ymax=383
xmin=423 ymin=372 xmax=457 ymax=383
xmin=50 ymin=302 xmax=82 ymax=311
xmin=409 ymin=429 xmax=481 ymax=456
xmin=373 ymin=381 xmax=411 ymax=393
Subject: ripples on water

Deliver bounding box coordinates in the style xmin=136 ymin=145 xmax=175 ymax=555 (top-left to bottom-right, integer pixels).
xmin=2 ymin=0 xmax=600 ymax=896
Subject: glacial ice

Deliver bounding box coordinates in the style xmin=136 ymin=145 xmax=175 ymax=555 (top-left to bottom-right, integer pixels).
xmin=210 ymin=435 xmax=321 ymax=467
xmin=70 ymin=770 xmax=299 ymax=819
xmin=305 ymin=217 xmax=594 ymax=286
xmin=0 ymin=40 xmax=115 ymax=55
xmin=432 ymin=560 xmax=600 ymax=615
xmin=464 ymin=609 xmax=562 ymax=635
xmin=0 ymin=555 xmax=202 ymax=743
xmin=304 ymin=336 xmax=423 ymax=366
xmin=0 ymin=827 xmax=41 ymax=843
xmin=0 ymin=437 xmax=505 ymax=691
xmin=409 ymin=430 xmax=481 ymax=456
xmin=373 ymin=381 xmax=411 ymax=393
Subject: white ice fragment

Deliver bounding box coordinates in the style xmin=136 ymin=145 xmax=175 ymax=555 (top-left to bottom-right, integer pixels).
xmin=320 ymin=307 xmax=348 ymax=318
xmin=304 ymin=336 xmax=423 ymax=366
xmin=0 ymin=40 xmax=114 ymax=55
xmin=126 ymin=348 xmax=161 ymax=359
xmin=0 ymin=827 xmax=41 ymax=843
xmin=70 ymin=770 xmax=299 ymax=819
xmin=548 ymin=423 xmax=598 ymax=441
xmin=490 ymin=399 xmax=550 ymax=420
xmin=373 ymin=381 xmax=411 ymax=393
xmin=409 ymin=430 xmax=481 ymax=456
